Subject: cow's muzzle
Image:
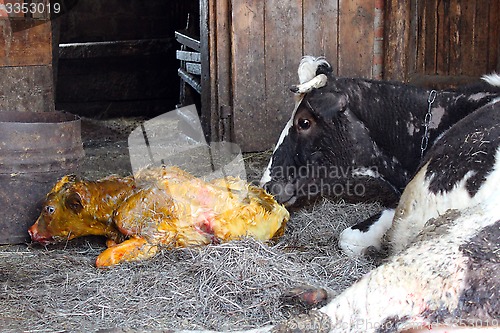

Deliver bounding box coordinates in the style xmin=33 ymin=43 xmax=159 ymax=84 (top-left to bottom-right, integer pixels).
xmin=28 ymin=223 xmax=55 ymax=245
xmin=264 ymin=181 xmax=298 ymax=206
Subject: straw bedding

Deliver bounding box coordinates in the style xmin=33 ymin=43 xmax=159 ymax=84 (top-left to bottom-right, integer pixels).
xmin=0 ymin=118 xmax=381 ymax=332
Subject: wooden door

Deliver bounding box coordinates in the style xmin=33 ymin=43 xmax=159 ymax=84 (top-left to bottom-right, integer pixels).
xmin=385 ymin=0 xmax=500 ymax=87
xmin=203 ymin=0 xmax=380 ymax=152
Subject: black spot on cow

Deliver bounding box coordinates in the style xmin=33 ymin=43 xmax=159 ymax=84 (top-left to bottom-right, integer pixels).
xmin=351 ymin=211 xmax=383 ymax=232
xmin=424 ymin=102 xmax=499 ymax=197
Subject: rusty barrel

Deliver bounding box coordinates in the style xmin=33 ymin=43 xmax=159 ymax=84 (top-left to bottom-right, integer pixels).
xmin=0 ymin=111 xmax=84 ymax=244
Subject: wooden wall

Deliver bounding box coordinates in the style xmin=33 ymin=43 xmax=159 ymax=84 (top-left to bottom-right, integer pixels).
xmin=205 ymin=0 xmax=500 ymax=152
xmin=0 ymin=16 xmax=56 ymax=113
xmin=385 ymin=0 xmax=500 ymax=86
xmin=205 ymin=0 xmax=381 ymax=152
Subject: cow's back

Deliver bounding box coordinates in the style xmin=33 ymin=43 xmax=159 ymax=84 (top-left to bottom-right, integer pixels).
xmin=387 ymin=100 xmax=500 ymax=253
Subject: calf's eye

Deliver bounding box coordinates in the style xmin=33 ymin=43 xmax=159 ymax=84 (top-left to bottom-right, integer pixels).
xmin=45 ymin=206 xmax=55 ymax=215
xmin=297 ymin=118 xmax=311 ymax=131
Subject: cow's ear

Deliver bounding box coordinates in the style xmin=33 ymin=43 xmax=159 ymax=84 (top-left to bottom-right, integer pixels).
xmin=52 ymin=174 xmax=78 ymax=193
xmin=65 ymin=191 xmax=83 ymax=213
xmin=319 ymin=92 xmax=348 ymax=120
xmin=334 ymin=93 xmax=348 ymax=113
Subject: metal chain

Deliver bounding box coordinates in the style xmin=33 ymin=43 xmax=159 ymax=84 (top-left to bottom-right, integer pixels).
xmin=420 ymin=90 xmax=437 ymax=159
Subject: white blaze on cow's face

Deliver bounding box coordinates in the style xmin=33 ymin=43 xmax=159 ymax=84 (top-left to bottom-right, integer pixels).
xmin=261 ymin=56 xmax=332 ymax=188
xmin=260 ymin=119 xmax=292 ymax=186
xmin=260 ymin=96 xmax=305 ymax=187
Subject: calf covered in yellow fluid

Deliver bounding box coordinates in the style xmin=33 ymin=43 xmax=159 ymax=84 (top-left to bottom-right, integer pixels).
xmin=29 ymin=166 xmax=289 ymax=267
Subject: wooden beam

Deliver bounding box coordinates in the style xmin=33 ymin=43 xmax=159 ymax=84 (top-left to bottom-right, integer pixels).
xmin=338 ymin=0 xmax=375 ymax=77
xmin=0 ymin=20 xmax=53 ymax=67
xmin=59 ymin=39 xmax=172 ymax=59
xmin=175 ymin=30 xmax=200 ymax=51
xmin=200 ymin=0 xmax=213 ymax=142
xmin=212 ymin=0 xmax=232 ymax=142
xmin=383 ymin=0 xmax=412 ymax=81
xmin=178 ymin=68 xmax=201 ymax=94
xmin=176 ymin=50 xmax=201 ymax=62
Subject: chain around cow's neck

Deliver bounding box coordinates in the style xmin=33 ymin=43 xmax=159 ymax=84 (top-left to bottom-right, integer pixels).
xmin=420 ymin=90 xmax=437 ymax=159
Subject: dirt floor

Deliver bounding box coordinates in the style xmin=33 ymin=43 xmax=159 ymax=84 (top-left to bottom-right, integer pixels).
xmin=0 ymin=116 xmax=379 ymax=332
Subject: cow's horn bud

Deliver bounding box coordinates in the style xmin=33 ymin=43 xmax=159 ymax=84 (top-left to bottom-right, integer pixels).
xmin=291 ymin=74 xmax=328 ymax=94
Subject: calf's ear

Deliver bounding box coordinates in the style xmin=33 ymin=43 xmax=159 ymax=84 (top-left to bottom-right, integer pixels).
xmin=65 ymin=191 xmax=84 ymax=213
xmin=51 ymin=174 xmax=78 ymax=193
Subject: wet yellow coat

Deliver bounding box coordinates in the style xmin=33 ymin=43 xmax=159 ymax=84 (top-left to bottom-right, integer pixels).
xmin=29 ymin=166 xmax=289 ymax=267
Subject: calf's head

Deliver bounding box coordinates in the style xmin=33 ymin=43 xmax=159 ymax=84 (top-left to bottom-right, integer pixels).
xmin=29 ymin=175 xmax=132 ymax=245
xmin=29 ymin=175 xmax=87 ymax=244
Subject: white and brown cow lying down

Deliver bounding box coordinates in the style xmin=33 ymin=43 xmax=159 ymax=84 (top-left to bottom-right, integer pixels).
xmin=171 ymin=58 xmax=499 ymax=333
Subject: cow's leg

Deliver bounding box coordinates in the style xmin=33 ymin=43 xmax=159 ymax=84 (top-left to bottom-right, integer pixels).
xmin=338 ymin=208 xmax=395 ymax=257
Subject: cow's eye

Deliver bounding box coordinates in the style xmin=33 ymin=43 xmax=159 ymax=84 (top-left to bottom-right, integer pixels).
xmin=45 ymin=206 xmax=55 ymax=215
xmin=297 ymin=118 xmax=311 ymax=131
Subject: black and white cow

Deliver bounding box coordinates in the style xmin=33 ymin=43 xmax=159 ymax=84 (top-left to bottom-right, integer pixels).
xmin=172 ymin=57 xmax=500 ymax=332
xmin=261 ymin=57 xmax=499 ymax=207
xmin=260 ymin=56 xmax=500 ymax=257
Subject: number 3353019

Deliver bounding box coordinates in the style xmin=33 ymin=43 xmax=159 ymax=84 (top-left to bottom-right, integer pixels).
xmin=5 ymin=2 xmax=61 ymax=15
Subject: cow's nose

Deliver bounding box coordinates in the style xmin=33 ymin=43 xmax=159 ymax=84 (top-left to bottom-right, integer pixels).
xmin=264 ymin=181 xmax=297 ymax=206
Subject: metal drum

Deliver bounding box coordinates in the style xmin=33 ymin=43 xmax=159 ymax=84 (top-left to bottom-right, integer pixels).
xmin=0 ymin=111 xmax=84 ymax=244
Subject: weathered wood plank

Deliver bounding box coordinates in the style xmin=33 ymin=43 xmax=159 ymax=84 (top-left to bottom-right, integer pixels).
xmin=176 ymin=50 xmax=201 ymax=63
xmin=489 ymin=0 xmax=500 ymax=72
xmin=303 ymin=0 xmax=339 ymax=72
xmin=458 ymin=0 xmax=475 ymax=75
xmin=57 ymin=39 xmax=173 ymax=59
xmin=447 ymin=0 xmax=461 ymax=75
xmin=423 ymin=0 xmax=437 ymax=74
xmin=263 ymin=0 xmax=302 ymax=145
xmin=0 ymin=20 xmax=53 ymax=66
xmin=178 ymin=68 xmax=201 ymax=93
xmin=338 ymin=0 xmax=374 ymax=77
xmin=384 ymin=0 xmax=411 ymax=81
xmin=474 ymin=0 xmax=489 ymax=74
xmin=175 ymin=30 xmax=200 ymax=51
xmin=435 ymin=0 xmax=450 ymax=75
xmin=213 ymin=0 xmax=232 ymax=142
xmin=414 ymin=0 xmax=425 ymax=74
xmin=231 ymin=0 xmax=266 ymax=151
xmin=201 ymin=0 xmax=215 ymax=142
xmin=185 ymin=62 xmax=201 ymax=75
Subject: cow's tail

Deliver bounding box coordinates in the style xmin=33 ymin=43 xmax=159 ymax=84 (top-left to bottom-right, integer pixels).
xmin=481 ymin=72 xmax=500 ymax=87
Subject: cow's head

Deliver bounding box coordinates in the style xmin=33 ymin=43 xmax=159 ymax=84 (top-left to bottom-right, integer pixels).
xmin=261 ymin=57 xmax=396 ymax=206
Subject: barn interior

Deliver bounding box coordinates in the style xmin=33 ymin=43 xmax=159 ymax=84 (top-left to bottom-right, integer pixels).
xmin=1 ymin=0 xmax=500 ymax=331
